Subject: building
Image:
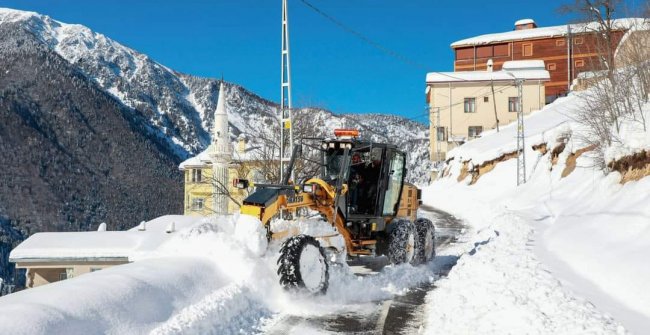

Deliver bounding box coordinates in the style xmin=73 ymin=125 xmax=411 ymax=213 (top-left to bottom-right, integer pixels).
xmin=451 ymin=18 xmax=641 ymax=101
xmin=10 ymin=215 xmax=202 ymax=288
xmin=426 ymin=60 xmax=550 ymax=161
xmin=179 ymin=84 xmax=264 ymax=216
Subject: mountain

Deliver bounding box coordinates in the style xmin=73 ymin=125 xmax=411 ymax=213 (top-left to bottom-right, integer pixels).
xmin=0 ymin=8 xmax=432 ymax=283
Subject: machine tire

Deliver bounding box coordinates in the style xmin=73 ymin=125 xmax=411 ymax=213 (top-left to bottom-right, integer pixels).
xmin=387 ymin=219 xmax=417 ymax=264
xmin=414 ymin=218 xmax=436 ymax=264
xmin=277 ymin=234 xmax=329 ymax=294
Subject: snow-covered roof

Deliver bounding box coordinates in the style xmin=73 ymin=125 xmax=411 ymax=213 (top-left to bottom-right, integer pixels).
xmin=451 ymin=18 xmax=646 ymax=48
xmin=515 ymin=18 xmax=535 ymax=26
xmin=426 ymin=60 xmax=550 ymax=84
xmin=179 ymin=146 xmax=214 ymax=169
xmin=9 ymin=215 xmax=205 ymax=262
xmin=179 ymin=142 xmax=261 ymax=170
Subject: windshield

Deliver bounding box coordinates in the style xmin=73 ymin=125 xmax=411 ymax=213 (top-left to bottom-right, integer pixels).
xmin=323 ymin=148 xmax=350 ymax=181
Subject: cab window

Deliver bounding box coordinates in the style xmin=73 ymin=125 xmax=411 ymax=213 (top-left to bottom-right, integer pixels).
xmin=382 ymin=152 xmax=405 ymax=216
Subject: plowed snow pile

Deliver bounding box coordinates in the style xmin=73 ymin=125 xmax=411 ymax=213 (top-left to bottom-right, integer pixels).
xmin=422 ymin=92 xmax=650 ymax=334
xmin=0 ymin=216 xmax=439 ymax=334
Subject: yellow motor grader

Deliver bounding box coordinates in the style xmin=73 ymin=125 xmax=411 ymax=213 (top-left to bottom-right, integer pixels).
xmin=236 ymin=129 xmax=435 ymax=294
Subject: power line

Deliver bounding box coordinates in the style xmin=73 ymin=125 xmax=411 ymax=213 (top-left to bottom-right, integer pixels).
xmin=298 ymin=0 xmax=468 ymax=82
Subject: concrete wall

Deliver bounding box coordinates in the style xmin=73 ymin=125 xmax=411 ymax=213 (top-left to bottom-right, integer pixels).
xmin=18 ymin=260 xmax=127 ymax=288
xmin=428 ymin=80 xmax=545 ymax=160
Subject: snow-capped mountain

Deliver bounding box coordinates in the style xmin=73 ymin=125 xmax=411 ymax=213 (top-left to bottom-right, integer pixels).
xmin=0 ymin=8 xmax=431 ymax=183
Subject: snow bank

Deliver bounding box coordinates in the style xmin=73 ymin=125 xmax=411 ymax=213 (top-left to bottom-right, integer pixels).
xmin=423 ymin=89 xmax=650 ymax=333
xmin=0 ymin=214 xmax=447 ymax=334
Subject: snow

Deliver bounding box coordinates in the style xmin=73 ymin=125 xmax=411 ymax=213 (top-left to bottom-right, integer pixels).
xmin=9 ymin=215 xmax=205 ymax=261
xmin=421 ymin=87 xmax=650 ymax=333
xmin=451 ymin=18 xmax=646 ymax=47
xmin=426 ymin=60 xmax=549 ymax=83
xmin=298 ymin=244 xmax=327 ymax=292
xmin=234 ymin=215 xmax=268 ymax=257
xmin=0 ymin=213 xmax=447 ymax=334
xmin=515 ymin=18 xmax=535 ymax=26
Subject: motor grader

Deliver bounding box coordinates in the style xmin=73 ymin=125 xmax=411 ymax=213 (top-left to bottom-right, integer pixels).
xmin=236 ymin=129 xmax=435 ymax=294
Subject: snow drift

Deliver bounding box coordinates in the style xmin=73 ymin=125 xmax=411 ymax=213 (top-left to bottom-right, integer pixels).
xmin=0 ymin=215 xmax=442 ymax=334
xmin=423 ymin=88 xmax=650 ymax=333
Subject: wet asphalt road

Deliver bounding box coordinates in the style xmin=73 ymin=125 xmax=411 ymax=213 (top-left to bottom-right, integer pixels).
xmin=264 ymin=206 xmax=466 ymax=335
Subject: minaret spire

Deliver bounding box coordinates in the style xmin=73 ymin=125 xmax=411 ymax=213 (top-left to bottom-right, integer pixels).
xmin=210 ymin=82 xmax=232 ymax=214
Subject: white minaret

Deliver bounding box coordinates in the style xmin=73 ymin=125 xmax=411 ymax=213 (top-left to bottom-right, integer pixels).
xmin=210 ymin=82 xmax=232 ymax=215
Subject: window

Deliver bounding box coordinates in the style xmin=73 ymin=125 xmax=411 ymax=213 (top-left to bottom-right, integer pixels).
xmin=191 ymin=198 xmax=205 ymax=210
xmin=468 ymin=126 xmax=483 ymax=138
xmin=382 ymin=152 xmax=405 ymax=216
xmin=59 ymin=268 xmax=73 ymax=281
xmin=547 ymin=63 xmax=557 ymax=71
xmin=556 ymin=39 xmax=566 ymax=47
xmin=575 ymin=59 xmax=585 ymax=68
xmin=483 ymin=96 xmax=489 ymax=103
xmin=522 ymin=43 xmax=533 ymax=57
xmin=508 ymin=97 xmax=519 ymax=113
xmin=464 ymin=98 xmax=476 ymax=113
xmin=191 ymin=169 xmax=202 ymax=183
xmin=574 ymin=37 xmax=584 ymax=45
xmin=436 ymin=127 xmax=447 ymax=141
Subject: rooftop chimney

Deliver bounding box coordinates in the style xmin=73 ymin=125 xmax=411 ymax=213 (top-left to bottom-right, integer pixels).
xmin=515 ymin=19 xmax=537 ymax=30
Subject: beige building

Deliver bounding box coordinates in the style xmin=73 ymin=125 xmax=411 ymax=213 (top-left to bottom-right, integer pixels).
xmin=426 ymin=60 xmax=549 ymax=162
xmin=10 ymin=215 xmax=202 ymax=288
xmin=179 ymin=137 xmax=264 ymax=216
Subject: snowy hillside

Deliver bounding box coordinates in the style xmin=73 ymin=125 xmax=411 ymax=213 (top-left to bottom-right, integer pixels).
xmin=0 ymin=8 xmax=431 ymax=184
xmin=422 ymin=90 xmax=650 ymax=333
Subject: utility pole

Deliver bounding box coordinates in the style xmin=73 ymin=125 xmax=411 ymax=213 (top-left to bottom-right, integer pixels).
xmin=516 ymin=79 xmax=526 ymax=185
xmin=567 ymin=24 xmax=572 ymax=94
xmin=280 ymin=0 xmax=294 ymax=183
xmin=433 ymin=107 xmax=442 ymax=164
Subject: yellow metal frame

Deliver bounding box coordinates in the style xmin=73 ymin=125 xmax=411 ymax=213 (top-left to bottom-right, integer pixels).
xmin=239 ymin=178 xmax=419 ymax=256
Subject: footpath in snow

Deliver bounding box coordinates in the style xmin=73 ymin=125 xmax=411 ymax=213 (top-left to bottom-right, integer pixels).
xmin=422 ymin=92 xmax=650 ymax=334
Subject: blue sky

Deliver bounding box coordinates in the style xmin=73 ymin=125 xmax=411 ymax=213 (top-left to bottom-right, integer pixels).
xmin=0 ymin=0 xmax=633 ymax=122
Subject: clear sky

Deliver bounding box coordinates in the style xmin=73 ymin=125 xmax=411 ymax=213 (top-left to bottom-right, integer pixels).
xmin=0 ymin=0 xmax=637 ymax=122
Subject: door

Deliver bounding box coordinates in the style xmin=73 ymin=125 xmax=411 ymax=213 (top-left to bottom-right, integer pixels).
xmin=382 ymin=151 xmax=405 ymax=216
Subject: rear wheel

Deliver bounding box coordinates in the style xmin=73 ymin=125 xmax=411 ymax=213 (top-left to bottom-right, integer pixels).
xmin=277 ymin=235 xmax=329 ymax=294
xmin=387 ymin=219 xmax=416 ymax=264
xmin=414 ymin=218 xmax=436 ymax=264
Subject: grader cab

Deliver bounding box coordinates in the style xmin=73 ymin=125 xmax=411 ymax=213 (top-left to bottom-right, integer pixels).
xmin=237 ymin=129 xmax=435 ymax=294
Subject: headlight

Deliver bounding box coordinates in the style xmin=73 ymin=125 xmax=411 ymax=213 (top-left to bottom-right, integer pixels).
xmin=321 ymin=142 xmax=328 ymax=150
xmin=302 ymin=184 xmax=314 ymax=193
xmin=329 ymin=142 xmax=336 ymax=149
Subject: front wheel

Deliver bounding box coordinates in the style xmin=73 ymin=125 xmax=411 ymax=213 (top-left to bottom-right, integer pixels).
xmin=387 ymin=219 xmax=416 ymax=264
xmin=277 ymin=235 xmax=329 ymax=294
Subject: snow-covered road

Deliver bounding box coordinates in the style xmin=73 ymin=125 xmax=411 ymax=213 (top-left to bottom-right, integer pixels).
xmin=260 ymin=206 xmax=466 ymax=334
